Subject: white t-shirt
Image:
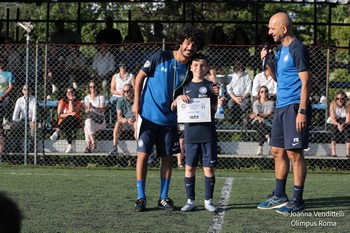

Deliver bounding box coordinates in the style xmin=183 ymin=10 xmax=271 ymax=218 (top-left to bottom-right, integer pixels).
xmin=83 ymin=94 xmax=105 ymax=115
xmin=112 ymin=72 xmax=133 ymax=98
xmin=12 ymin=96 xmax=36 ymax=122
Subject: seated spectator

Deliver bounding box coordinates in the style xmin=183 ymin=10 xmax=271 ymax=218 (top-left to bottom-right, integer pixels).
xmin=92 ymin=41 xmax=115 ymax=91
xmin=11 ymin=84 xmax=36 ymax=137
xmin=0 ymin=57 xmax=14 ymax=162
xmin=328 ymin=91 xmax=350 ymax=157
xmin=50 ymin=86 xmax=82 ymax=153
xmin=64 ymin=43 xmax=87 ymax=89
xmin=226 ymin=59 xmax=252 ymax=124
xmin=108 ymin=84 xmax=135 ymax=156
xmin=109 ymin=62 xmax=135 ymax=106
xmin=83 ymin=81 xmax=106 ymax=153
xmin=251 ymin=67 xmax=276 ymax=99
xmin=249 ymin=86 xmax=275 ymax=155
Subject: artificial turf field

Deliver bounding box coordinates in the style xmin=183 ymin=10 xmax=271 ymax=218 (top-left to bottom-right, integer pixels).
xmin=0 ymin=166 xmax=349 ymax=233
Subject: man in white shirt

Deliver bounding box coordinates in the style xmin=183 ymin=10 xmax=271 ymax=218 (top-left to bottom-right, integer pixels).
xmin=252 ymin=68 xmax=277 ymax=99
xmin=226 ymin=59 xmax=252 ymax=124
xmin=11 ymin=84 xmax=36 ymax=136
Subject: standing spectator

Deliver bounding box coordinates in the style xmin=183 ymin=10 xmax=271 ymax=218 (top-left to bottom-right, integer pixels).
xmin=124 ymin=22 xmax=144 ymax=44
xmin=257 ymin=12 xmax=311 ymax=214
xmin=171 ymin=53 xmax=222 ymax=212
xmin=50 ymin=20 xmax=81 ymax=45
xmin=109 ymin=62 xmax=135 ymax=106
xmin=50 ymin=86 xmax=82 ymax=153
xmin=83 ymin=81 xmax=106 ymax=153
xmin=132 ymin=24 xmax=205 ymax=212
xmin=252 ymin=67 xmax=277 ymax=99
xmin=230 ymin=27 xmax=251 ymax=66
xmin=47 ymin=46 xmax=66 ymax=96
xmin=249 ymin=86 xmax=275 ymax=155
xmin=0 ymin=22 xmax=5 ymax=43
xmin=328 ymin=91 xmax=349 ymax=157
xmin=96 ymin=16 xmax=123 ymax=46
xmin=11 ymin=84 xmax=36 ymax=137
xmin=211 ymin=26 xmax=226 ymax=45
xmin=226 ymin=59 xmax=252 ymax=124
xmin=92 ymin=41 xmax=115 ymax=92
xmin=0 ymin=57 xmax=14 ymax=162
xmin=108 ymin=84 xmax=135 ymax=156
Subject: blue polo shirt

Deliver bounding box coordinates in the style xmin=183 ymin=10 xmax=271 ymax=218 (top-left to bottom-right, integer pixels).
xmin=140 ymin=51 xmax=189 ymax=126
xmin=275 ymin=38 xmax=310 ymax=108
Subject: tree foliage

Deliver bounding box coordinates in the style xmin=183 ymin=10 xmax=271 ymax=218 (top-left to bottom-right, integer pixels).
xmin=0 ymin=2 xmax=348 ymax=47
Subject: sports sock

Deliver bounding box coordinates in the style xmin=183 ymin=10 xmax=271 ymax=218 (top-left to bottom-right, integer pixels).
xmin=293 ymin=185 xmax=304 ymax=201
xmin=160 ymin=178 xmax=171 ymax=199
xmin=137 ymin=180 xmax=146 ymax=199
xmin=275 ymin=178 xmax=287 ymax=197
xmin=184 ymin=176 xmax=196 ymax=200
xmin=204 ymin=176 xmax=215 ymax=200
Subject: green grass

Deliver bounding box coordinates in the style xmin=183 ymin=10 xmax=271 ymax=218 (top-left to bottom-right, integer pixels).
xmin=0 ymin=166 xmax=349 ymax=233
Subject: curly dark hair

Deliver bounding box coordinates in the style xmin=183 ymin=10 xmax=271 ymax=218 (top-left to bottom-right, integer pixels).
xmin=175 ymin=23 xmax=205 ymax=51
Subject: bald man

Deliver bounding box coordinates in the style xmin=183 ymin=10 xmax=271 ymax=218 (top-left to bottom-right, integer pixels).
xmin=257 ymin=12 xmax=311 ymax=214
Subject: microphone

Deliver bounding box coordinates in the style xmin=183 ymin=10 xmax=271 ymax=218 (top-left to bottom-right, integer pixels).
xmin=262 ymin=42 xmax=270 ymax=71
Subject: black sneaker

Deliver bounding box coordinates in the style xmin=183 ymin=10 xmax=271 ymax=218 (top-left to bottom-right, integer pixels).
xmin=134 ymin=198 xmax=146 ymax=212
xmin=157 ymin=197 xmax=176 ymax=211
xmin=109 ymin=147 xmax=118 ymax=156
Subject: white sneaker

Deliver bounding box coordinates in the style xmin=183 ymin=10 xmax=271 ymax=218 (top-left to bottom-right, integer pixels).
xmin=256 ymin=147 xmax=263 ymax=156
xmin=65 ymin=144 xmax=72 ymax=153
xmin=50 ymin=131 xmax=58 ymax=141
xmin=52 ymin=84 xmax=58 ymax=93
xmin=181 ymin=200 xmax=196 ymax=212
xmin=204 ymin=199 xmax=217 ymax=212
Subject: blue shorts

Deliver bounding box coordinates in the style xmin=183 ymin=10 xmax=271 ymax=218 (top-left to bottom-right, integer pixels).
xmin=184 ymin=142 xmax=218 ymax=167
xmin=137 ymin=118 xmax=180 ymax=156
xmin=270 ymin=104 xmax=311 ymax=150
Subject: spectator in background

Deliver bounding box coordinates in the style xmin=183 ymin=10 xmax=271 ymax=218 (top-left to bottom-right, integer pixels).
xmin=0 ymin=57 xmax=14 ymax=162
xmin=3 ymin=37 xmax=22 ymax=83
xmin=148 ymin=22 xmax=170 ymax=50
xmin=50 ymin=86 xmax=82 ymax=153
xmin=211 ymin=26 xmax=226 ymax=45
xmin=96 ymin=16 xmax=123 ymax=46
xmin=109 ymin=62 xmax=135 ymax=107
xmin=83 ymin=80 xmax=106 ymax=153
xmin=109 ymin=84 xmax=135 ymax=156
xmin=328 ymin=91 xmax=349 ymax=158
xmin=252 ymin=66 xmax=276 ymax=99
xmin=230 ymin=27 xmax=251 ymax=65
xmin=255 ymin=26 xmax=274 ymax=46
xmin=0 ymin=192 xmax=23 ymax=233
xmin=226 ymin=59 xmax=252 ymax=125
xmin=0 ymin=22 xmax=5 ymax=43
xmin=47 ymin=46 xmax=66 ymax=96
xmin=50 ymin=20 xmax=81 ymax=44
xmin=11 ymin=84 xmax=36 ymax=137
xmin=65 ymin=43 xmax=87 ymax=89
xmin=249 ymin=86 xmax=275 ymax=156
xmin=124 ymin=22 xmax=144 ymax=44
xmin=92 ymin=41 xmax=115 ymax=93
xmin=209 ymin=26 xmax=229 ymax=70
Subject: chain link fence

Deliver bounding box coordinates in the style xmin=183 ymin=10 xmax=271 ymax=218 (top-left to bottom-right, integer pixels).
xmin=0 ymin=42 xmax=349 ymax=170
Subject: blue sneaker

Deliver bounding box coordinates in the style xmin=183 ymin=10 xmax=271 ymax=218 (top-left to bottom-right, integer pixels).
xmin=276 ymin=197 xmax=305 ymax=214
xmin=257 ymin=192 xmax=288 ymax=209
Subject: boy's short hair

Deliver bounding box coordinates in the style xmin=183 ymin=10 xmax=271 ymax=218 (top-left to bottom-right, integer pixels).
xmin=191 ymin=52 xmax=207 ymax=62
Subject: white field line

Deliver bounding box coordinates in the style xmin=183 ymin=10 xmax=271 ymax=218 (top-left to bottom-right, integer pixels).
xmin=207 ymin=177 xmax=233 ymax=233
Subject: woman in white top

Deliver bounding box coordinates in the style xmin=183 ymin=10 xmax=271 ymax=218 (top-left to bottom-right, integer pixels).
xmin=329 ymin=91 xmax=349 ymax=157
xmin=11 ymin=84 xmax=36 ymax=136
xmin=109 ymin=62 xmax=135 ymax=105
xmin=83 ymin=81 xmax=106 ymax=153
